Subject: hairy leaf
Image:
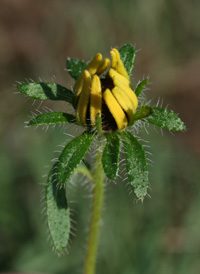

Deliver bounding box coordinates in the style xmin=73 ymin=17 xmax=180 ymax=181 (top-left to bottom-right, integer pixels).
xmin=135 ymin=78 xmax=149 ymax=97
xmin=46 ymin=164 xmax=70 ymax=254
xmin=119 ymin=44 xmax=136 ymax=77
xmin=144 ymin=107 xmax=186 ymax=131
xmin=57 ymin=132 xmax=95 ymax=184
xmin=130 ymin=105 xmax=153 ymax=125
xmin=102 ymin=133 xmax=120 ymax=180
xmin=18 ymin=83 xmax=74 ymax=104
xmin=29 ymin=112 xmax=76 ymax=126
xmin=120 ymin=130 xmax=149 ymax=200
xmin=66 ymin=58 xmax=87 ymax=80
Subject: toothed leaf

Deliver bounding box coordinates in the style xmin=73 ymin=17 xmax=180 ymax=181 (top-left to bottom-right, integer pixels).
xmin=46 ymin=164 xmax=70 ymax=254
xmin=135 ymin=78 xmax=149 ymax=97
xmin=144 ymin=107 xmax=186 ymax=131
xmin=28 ymin=112 xmax=76 ymax=126
xmin=120 ymin=130 xmax=149 ymax=200
xmin=17 ymin=83 xmax=74 ymax=104
xmin=57 ymin=132 xmax=95 ymax=184
xmin=102 ymin=133 xmax=120 ymax=180
xmin=119 ymin=44 xmax=136 ymax=76
xmin=66 ymin=58 xmax=87 ymax=80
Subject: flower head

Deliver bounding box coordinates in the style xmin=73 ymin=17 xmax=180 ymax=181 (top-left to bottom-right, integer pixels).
xmin=17 ymin=43 xmax=186 ymax=199
xmin=73 ymin=48 xmax=138 ymax=132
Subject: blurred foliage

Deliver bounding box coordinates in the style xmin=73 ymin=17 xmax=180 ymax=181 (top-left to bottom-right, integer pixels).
xmin=0 ymin=0 xmax=200 ymax=273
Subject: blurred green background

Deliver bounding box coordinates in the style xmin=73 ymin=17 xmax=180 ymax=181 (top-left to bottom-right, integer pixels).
xmin=1 ymin=0 xmax=200 ymax=273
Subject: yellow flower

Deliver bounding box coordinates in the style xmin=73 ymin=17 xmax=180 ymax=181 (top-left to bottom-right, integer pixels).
xmin=73 ymin=48 xmax=138 ymax=132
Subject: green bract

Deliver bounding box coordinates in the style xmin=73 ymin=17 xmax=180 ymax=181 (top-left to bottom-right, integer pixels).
xmin=18 ymin=82 xmax=74 ymax=103
xmin=57 ymin=132 xmax=95 ymax=185
xmin=135 ymin=78 xmax=149 ymax=97
xmin=102 ymin=133 xmax=120 ymax=180
xmin=46 ymin=164 xmax=70 ymax=254
xmin=119 ymin=44 xmax=136 ymax=77
xmin=120 ymin=130 xmax=149 ymax=200
xmin=29 ymin=112 xmax=76 ymax=126
xmin=66 ymin=58 xmax=87 ymax=80
xmin=17 ymin=44 xmax=185 ymax=253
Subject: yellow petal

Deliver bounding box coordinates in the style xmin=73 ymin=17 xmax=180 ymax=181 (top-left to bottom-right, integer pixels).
xmin=77 ymin=70 xmax=91 ymax=125
xmin=86 ymin=53 xmax=103 ymax=76
xmin=103 ymin=88 xmax=128 ymax=130
xmin=74 ymin=53 xmax=103 ymax=95
xmin=110 ymin=48 xmax=120 ymax=69
xmin=90 ymin=75 xmax=102 ymax=127
xmin=96 ymin=58 xmax=110 ymax=75
xmin=116 ymin=59 xmax=129 ymax=79
xmin=109 ymin=68 xmax=130 ymax=87
xmin=113 ymin=77 xmax=138 ymax=110
xmin=73 ymin=73 xmax=84 ymax=93
xmin=110 ymin=48 xmax=129 ymax=79
xmin=112 ymin=86 xmax=136 ymax=124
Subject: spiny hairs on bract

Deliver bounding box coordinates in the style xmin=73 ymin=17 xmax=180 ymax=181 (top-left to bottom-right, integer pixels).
xmin=40 ymin=161 xmax=79 ymax=256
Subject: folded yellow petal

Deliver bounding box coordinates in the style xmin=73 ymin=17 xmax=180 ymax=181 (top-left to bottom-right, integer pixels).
xmin=110 ymin=48 xmax=120 ymax=69
xmin=97 ymin=58 xmax=110 ymax=75
xmin=109 ymin=68 xmax=130 ymax=87
xmin=103 ymin=88 xmax=128 ymax=130
xmin=73 ymin=76 xmax=84 ymax=107
xmin=110 ymin=48 xmax=129 ymax=79
xmin=86 ymin=53 xmax=103 ymax=76
xmin=90 ymin=75 xmax=102 ymax=127
xmin=113 ymin=77 xmax=138 ymax=110
xmin=116 ymin=58 xmax=129 ymax=79
xmin=112 ymin=86 xmax=136 ymax=124
xmin=73 ymin=73 xmax=84 ymax=93
xmin=77 ymin=70 xmax=91 ymax=125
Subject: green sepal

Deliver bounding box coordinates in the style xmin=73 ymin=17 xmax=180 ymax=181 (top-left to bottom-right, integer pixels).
xmin=18 ymin=83 xmax=74 ymax=104
xmin=57 ymin=132 xmax=95 ymax=185
xmin=135 ymin=78 xmax=149 ymax=97
xmin=66 ymin=58 xmax=87 ymax=80
xmin=119 ymin=44 xmax=136 ymax=77
xmin=120 ymin=130 xmax=149 ymax=200
xmin=46 ymin=164 xmax=70 ymax=255
xmin=102 ymin=133 xmax=120 ymax=180
xmin=144 ymin=107 xmax=186 ymax=131
xmin=28 ymin=112 xmax=76 ymax=126
xmin=95 ymin=114 xmax=104 ymax=133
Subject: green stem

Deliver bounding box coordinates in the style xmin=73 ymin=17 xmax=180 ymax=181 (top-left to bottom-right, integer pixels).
xmin=84 ymin=138 xmax=104 ymax=274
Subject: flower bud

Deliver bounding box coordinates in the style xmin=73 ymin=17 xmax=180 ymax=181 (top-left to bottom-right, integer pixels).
xmin=74 ymin=49 xmax=138 ymax=132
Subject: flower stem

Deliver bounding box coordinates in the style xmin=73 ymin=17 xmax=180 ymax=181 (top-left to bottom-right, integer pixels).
xmin=84 ymin=138 xmax=104 ymax=274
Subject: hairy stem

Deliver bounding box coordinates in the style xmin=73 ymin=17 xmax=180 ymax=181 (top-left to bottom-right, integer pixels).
xmin=84 ymin=138 xmax=104 ymax=274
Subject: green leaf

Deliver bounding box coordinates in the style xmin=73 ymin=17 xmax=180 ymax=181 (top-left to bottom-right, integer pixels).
xmin=120 ymin=130 xmax=149 ymax=200
xmin=66 ymin=58 xmax=87 ymax=80
xmin=46 ymin=164 xmax=70 ymax=254
xmin=135 ymin=78 xmax=149 ymax=97
xmin=28 ymin=112 xmax=76 ymax=126
xmin=102 ymin=133 xmax=120 ymax=180
xmin=57 ymin=132 xmax=95 ymax=184
xmin=119 ymin=44 xmax=136 ymax=77
xmin=144 ymin=107 xmax=186 ymax=131
xmin=18 ymin=83 xmax=74 ymax=104
xmin=130 ymin=105 xmax=153 ymax=125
